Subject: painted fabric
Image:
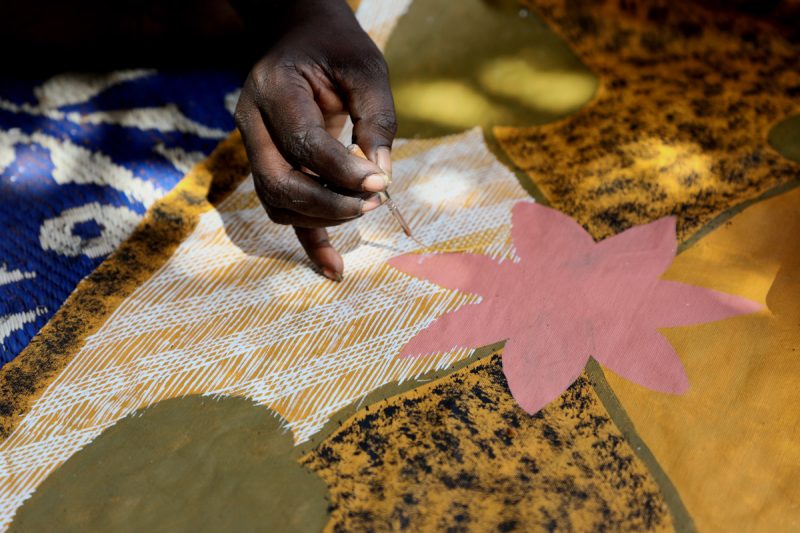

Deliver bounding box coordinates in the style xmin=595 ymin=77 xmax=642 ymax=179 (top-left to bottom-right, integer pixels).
xmin=495 ymin=0 xmax=800 ymax=240
xmin=0 ymin=124 xmax=532 ymax=524
xmin=0 ymin=70 xmax=240 ymax=365
xmin=389 ymin=204 xmax=760 ymax=414
xmin=0 ymin=0 xmax=799 ymax=531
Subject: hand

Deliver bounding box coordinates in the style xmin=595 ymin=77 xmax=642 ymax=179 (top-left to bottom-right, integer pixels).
xmin=234 ymin=0 xmax=397 ymax=281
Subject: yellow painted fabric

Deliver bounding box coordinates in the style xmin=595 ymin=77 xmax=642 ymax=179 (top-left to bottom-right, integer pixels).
xmin=2 ymin=0 xmax=797 ymax=530
xmin=0 ymin=133 xmax=249 ymax=440
xmin=605 ymin=187 xmax=800 ymax=531
xmin=305 ymin=352 xmax=674 ymax=532
xmin=496 ymin=0 xmax=800 ymax=240
xmin=0 ymin=127 xmax=530 ymax=528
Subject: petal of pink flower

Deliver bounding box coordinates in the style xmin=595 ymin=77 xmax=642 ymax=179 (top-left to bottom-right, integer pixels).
xmin=399 ymin=303 xmax=507 ymax=358
xmin=388 ymin=253 xmax=512 ymax=297
xmin=511 ymin=202 xmax=594 ymax=261
xmin=593 ymin=216 xmax=677 ymax=277
xmin=387 ymin=200 xmax=761 ymax=415
xmin=594 ymin=330 xmax=689 ymax=394
xmin=648 ymin=280 xmax=763 ymax=327
xmin=501 ymin=331 xmax=590 ymax=414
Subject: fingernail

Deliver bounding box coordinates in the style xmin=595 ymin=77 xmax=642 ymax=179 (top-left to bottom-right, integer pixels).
xmin=361 ymin=194 xmax=383 ymax=213
xmin=347 ymin=144 xmax=366 ymax=159
xmin=321 ymin=267 xmax=343 ymax=282
xmin=376 ymin=147 xmax=392 ymax=183
xmin=362 ymin=173 xmax=389 ymax=192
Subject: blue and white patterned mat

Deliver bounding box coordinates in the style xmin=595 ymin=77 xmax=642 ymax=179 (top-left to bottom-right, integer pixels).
xmin=0 ymin=70 xmax=240 ymax=366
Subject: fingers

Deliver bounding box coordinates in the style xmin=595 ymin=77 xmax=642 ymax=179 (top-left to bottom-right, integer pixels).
xmin=294 ymin=227 xmax=344 ymax=282
xmin=236 ymin=46 xmax=397 ymax=283
xmin=264 ymin=194 xmax=382 ymax=227
xmin=236 ymin=95 xmax=380 ymax=221
xmin=247 ymin=67 xmax=389 ymax=193
xmin=256 ymin=168 xmax=375 ymax=220
xmin=339 ymin=55 xmax=398 ymax=176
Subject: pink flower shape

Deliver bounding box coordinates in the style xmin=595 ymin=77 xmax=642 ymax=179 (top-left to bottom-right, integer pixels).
xmin=389 ymin=202 xmax=762 ymax=414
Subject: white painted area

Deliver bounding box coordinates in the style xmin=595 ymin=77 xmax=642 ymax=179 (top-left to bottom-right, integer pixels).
xmin=0 ymin=127 xmax=531 ymax=528
xmin=2 ymin=73 xmax=227 ymax=142
xmin=154 ymin=144 xmax=206 ymax=175
xmin=65 ymin=106 xmax=228 ymax=139
xmin=0 ymin=3 xmax=529 ymax=528
xmin=0 ymin=309 xmax=46 ymax=345
xmin=0 ymin=267 xmax=36 ymax=287
xmin=0 ymin=129 xmax=27 ymax=177
xmin=0 ymin=143 xmax=15 ymax=175
xmin=224 ymin=89 xmax=241 ymax=116
xmin=355 ymin=0 xmax=412 ymax=48
xmin=33 ymin=133 xmax=163 ymax=206
xmin=0 ymin=99 xmax=66 ymax=121
xmin=39 ymin=203 xmax=141 ymax=259
xmin=0 ymin=130 xmax=164 ymax=207
xmin=34 ymin=70 xmax=156 ymax=109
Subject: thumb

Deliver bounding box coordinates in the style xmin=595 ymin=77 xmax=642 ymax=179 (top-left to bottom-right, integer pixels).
xmin=294 ymin=226 xmax=344 ymax=282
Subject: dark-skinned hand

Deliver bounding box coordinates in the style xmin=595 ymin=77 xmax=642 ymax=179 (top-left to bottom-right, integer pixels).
xmin=234 ymin=0 xmax=396 ymax=281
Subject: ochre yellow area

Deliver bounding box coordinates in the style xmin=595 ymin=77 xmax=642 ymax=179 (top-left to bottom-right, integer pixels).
xmin=497 ymin=0 xmax=800 ymax=240
xmin=605 ymin=188 xmax=800 ymax=531
xmin=0 ymin=0 xmax=382 ymax=444
xmin=0 ymin=133 xmax=249 ymax=440
xmin=0 ymin=128 xmax=532 ymax=529
xmin=305 ymin=354 xmax=674 ymax=532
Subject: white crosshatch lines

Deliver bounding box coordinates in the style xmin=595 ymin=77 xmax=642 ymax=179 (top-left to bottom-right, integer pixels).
xmin=0 ymin=1 xmax=533 ymax=528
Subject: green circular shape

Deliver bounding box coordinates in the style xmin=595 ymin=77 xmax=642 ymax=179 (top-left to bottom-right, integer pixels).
xmin=768 ymin=114 xmax=800 ymax=163
xmin=10 ymin=396 xmax=328 ymax=533
xmin=384 ymin=0 xmax=598 ymax=138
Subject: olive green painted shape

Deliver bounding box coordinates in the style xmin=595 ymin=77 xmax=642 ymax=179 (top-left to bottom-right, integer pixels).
xmin=384 ymin=0 xmax=598 ymax=138
xmin=10 ymin=396 xmax=328 ymax=533
xmin=769 ymin=114 xmax=800 ymax=163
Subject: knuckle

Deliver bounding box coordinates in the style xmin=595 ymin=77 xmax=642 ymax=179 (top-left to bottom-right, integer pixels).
xmin=265 ymin=207 xmax=289 ymax=225
xmin=235 ymin=73 xmax=269 ymax=129
xmin=254 ymin=59 xmax=300 ymax=96
xmin=269 ymin=174 xmax=296 ymax=208
xmin=233 ymin=93 xmax=254 ymax=130
xmin=253 ymin=171 xmax=291 ymax=209
xmin=233 ymin=104 xmax=251 ymax=130
xmin=359 ymin=52 xmax=389 ymax=78
xmin=278 ymin=128 xmax=314 ymax=162
xmin=370 ymin=110 xmax=398 ymax=138
xmin=250 ymin=62 xmax=275 ymax=96
xmin=252 ymin=174 xmax=274 ymax=208
xmin=332 ymin=197 xmax=363 ymax=220
xmin=336 ymin=50 xmax=388 ymax=84
xmin=248 ymin=60 xmax=295 ymax=109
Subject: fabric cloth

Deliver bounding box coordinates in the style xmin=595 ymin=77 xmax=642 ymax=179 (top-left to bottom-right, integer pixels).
xmin=0 ymin=70 xmax=240 ymax=365
xmin=0 ymin=0 xmax=798 ymax=531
